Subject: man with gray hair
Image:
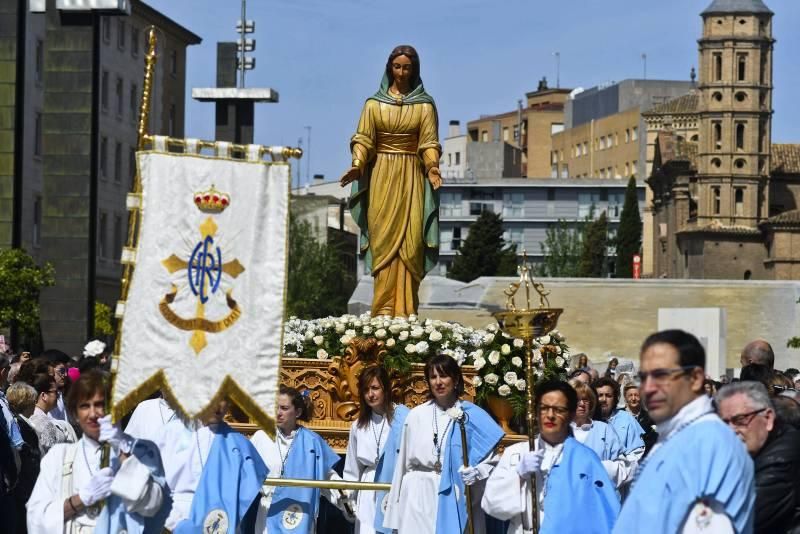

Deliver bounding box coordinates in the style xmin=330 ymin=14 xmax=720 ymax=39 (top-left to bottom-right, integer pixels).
xmin=740 ymin=339 xmax=775 ymax=370
xmin=716 ymin=381 xmax=800 ymax=533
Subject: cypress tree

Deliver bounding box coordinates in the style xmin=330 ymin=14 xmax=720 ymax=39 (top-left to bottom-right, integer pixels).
xmin=578 ymin=210 xmax=608 ymax=277
xmin=448 ymin=211 xmax=517 ymax=282
xmin=615 ymin=177 xmax=642 ymax=277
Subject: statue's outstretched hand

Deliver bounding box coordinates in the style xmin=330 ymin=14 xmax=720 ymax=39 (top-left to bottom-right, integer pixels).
xmin=427 ymin=167 xmax=442 ymax=190
xmin=340 ymin=167 xmax=361 ymax=187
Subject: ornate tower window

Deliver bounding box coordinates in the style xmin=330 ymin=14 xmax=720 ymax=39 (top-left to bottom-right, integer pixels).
xmin=713 ymin=122 xmax=723 ymax=150
xmin=735 ymin=123 xmax=746 ymax=151
xmin=737 ymin=53 xmax=748 ymax=81
xmin=713 ymin=53 xmax=723 ymax=81
xmin=735 ymin=188 xmax=745 ymax=216
xmin=712 ymin=187 xmax=721 ymax=215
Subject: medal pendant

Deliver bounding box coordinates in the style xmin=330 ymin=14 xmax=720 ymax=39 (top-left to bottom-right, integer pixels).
xmin=434 ymin=460 xmax=441 ymax=473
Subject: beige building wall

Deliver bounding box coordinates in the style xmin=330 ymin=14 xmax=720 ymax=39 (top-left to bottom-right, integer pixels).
xmin=551 ymin=107 xmax=642 ymax=180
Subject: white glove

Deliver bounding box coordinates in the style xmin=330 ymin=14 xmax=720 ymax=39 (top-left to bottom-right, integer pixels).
xmin=98 ymin=415 xmax=134 ymax=454
xmin=516 ymin=449 xmax=545 ymax=478
xmin=458 ymin=465 xmax=481 ymax=486
xmin=78 ymin=467 xmax=114 ymax=506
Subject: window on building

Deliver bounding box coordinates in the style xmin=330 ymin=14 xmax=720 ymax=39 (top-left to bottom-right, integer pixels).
xmin=551 ymin=164 xmax=558 ymax=178
xmin=631 ymin=161 xmax=638 ymax=178
xmin=560 ymin=164 xmax=569 ymax=179
xmin=503 ymin=192 xmax=524 ymax=218
xmin=713 ymin=122 xmax=722 ymax=150
xmin=35 ymin=39 xmax=43 ymax=83
xmin=34 ymin=112 xmax=42 ymax=157
xmin=736 ymin=123 xmax=745 ymax=151
xmin=440 ymin=228 xmax=453 ymax=252
xmin=481 ymin=131 xmax=488 ymax=142
xmin=614 ymin=133 xmax=619 ymax=146
xmin=600 ymin=168 xmax=606 ymax=179
xmin=98 ymin=212 xmax=108 ymax=258
xmin=503 ymin=127 xmax=509 ymax=142
xmin=551 ymin=123 xmax=564 ymax=135
xmin=131 ymin=26 xmax=140 ymax=57
xmin=170 ymin=49 xmax=178 ymax=75
xmin=455 ymin=152 xmax=460 ymax=165
xmin=100 ymin=137 xmax=108 ymax=178
xmin=114 ymin=214 xmax=123 ymax=261
xmin=447 ymin=153 xmax=452 ymax=166
xmin=737 ymin=53 xmax=747 ymax=81
xmin=452 ymin=227 xmax=462 ymax=250
xmin=625 ymin=129 xmax=630 ymax=143
xmin=624 ymin=162 xmax=630 ymax=177
xmin=547 ymin=188 xmax=556 ymax=202
xmin=582 ymin=142 xmax=588 ymax=155
xmin=33 ymin=196 xmax=41 ymax=247
xmin=735 ymin=188 xmax=744 ymax=216
xmin=578 ymin=191 xmax=600 ymax=218
xmin=117 ymin=19 xmax=126 ymax=50
xmin=713 ymin=52 xmax=722 ymax=81
xmin=440 ymin=191 xmax=463 ymax=216
xmin=470 ymin=202 xmax=494 ymax=216
xmin=759 ymin=54 xmax=767 ymax=85
xmin=608 ymin=191 xmax=625 ymax=217
xmin=129 ymin=147 xmax=136 ymax=187
xmin=130 ymin=83 xmax=138 ymax=120
xmin=115 ymin=76 xmax=124 ymax=116
xmin=102 ymin=17 xmax=111 ymax=43
xmin=503 ymin=228 xmax=524 ymax=249
xmin=101 ymin=70 xmax=109 ymax=111
xmin=631 ymin=127 xmax=638 ymax=141
xmin=168 ymin=104 xmax=176 ymax=136
xmin=712 ymin=187 xmax=721 ymax=215
xmin=114 ymin=142 xmax=122 ymax=182
xmin=600 ymin=136 xmax=606 ymax=150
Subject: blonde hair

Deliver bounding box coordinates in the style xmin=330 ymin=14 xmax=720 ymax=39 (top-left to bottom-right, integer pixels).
xmin=569 ymin=379 xmax=597 ymax=413
xmin=6 ymin=381 xmax=37 ymax=415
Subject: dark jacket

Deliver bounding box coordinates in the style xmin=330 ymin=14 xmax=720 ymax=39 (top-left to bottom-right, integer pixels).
xmin=754 ymin=425 xmax=800 ymax=534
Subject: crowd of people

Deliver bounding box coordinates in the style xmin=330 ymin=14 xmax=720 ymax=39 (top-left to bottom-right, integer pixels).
xmin=1 ymin=330 xmax=799 ymax=533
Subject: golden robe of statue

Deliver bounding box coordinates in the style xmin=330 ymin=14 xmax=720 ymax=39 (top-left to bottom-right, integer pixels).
xmin=342 ymin=46 xmax=441 ymax=318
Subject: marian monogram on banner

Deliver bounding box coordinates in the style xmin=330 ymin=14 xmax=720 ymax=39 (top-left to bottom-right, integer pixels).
xmin=159 ymin=185 xmax=244 ymax=354
xmin=159 ymin=186 xmax=246 ymax=354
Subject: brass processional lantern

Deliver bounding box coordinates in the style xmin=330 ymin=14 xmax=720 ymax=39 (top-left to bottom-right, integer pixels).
xmin=493 ymin=251 xmax=563 ymax=533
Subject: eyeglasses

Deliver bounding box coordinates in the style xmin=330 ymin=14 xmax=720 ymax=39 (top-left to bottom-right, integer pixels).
xmin=539 ymin=404 xmax=570 ymax=417
xmin=637 ymin=365 xmax=698 ymax=384
xmin=721 ymin=408 xmax=767 ymax=427
xmin=45 ymin=390 xmax=58 ymax=395
xmin=56 ymin=368 xmax=67 ymax=376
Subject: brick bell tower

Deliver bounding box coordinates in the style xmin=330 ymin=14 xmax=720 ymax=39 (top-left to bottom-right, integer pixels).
xmin=696 ymin=0 xmax=774 ymax=228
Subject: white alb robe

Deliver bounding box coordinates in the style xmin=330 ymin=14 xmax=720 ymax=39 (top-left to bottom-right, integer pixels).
xmin=163 ymin=424 xmax=215 ymax=531
xmin=250 ymin=428 xmax=345 ymax=533
xmin=343 ymin=412 xmax=389 ymax=534
xmin=26 ymin=435 xmax=163 ymax=533
xmin=384 ymin=400 xmax=493 ymax=534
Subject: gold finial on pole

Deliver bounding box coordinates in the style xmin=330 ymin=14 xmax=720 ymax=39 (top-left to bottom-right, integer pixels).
xmin=493 ymin=251 xmax=563 ymax=534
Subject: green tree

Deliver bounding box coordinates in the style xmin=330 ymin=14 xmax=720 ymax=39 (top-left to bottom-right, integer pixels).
xmin=536 ymin=220 xmax=582 ymax=277
xmin=286 ymin=216 xmax=354 ymax=319
xmin=578 ymin=210 xmax=609 ymax=277
xmin=0 ymin=248 xmax=55 ymax=343
xmin=448 ymin=211 xmax=518 ymax=282
xmin=94 ymin=301 xmax=114 ymax=337
xmin=615 ymin=176 xmax=642 ymax=277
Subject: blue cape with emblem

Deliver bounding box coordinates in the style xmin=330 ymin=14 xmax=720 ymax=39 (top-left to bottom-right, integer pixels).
xmin=267 ymin=426 xmax=341 ymax=534
xmin=174 ymin=423 xmax=268 ymax=534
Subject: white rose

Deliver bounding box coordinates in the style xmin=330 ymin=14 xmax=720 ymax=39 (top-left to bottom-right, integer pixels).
xmin=386 ymin=338 xmax=396 ymax=347
xmin=340 ymin=335 xmax=352 ymax=345
xmin=515 ymin=379 xmax=526 ymax=391
xmin=375 ymin=328 xmax=387 ymax=339
xmin=539 ymin=335 xmax=551 ymax=345
xmin=485 ymin=373 xmax=499 ymax=385
xmin=304 ymin=330 xmax=314 ymax=341
xmin=362 ymin=326 xmax=372 ymax=335
xmin=474 ymin=376 xmax=483 ymax=387
xmin=399 ymin=331 xmax=409 ymax=341
xmin=429 ymin=330 xmax=443 ymax=342
xmin=415 ymin=341 xmax=429 ymax=355
xmin=512 ymin=356 xmax=523 ymax=367
xmin=498 ymin=384 xmax=512 ymax=397
xmin=389 ymin=324 xmax=403 ymax=334
xmin=354 ymin=320 xmax=363 ymax=328
xmin=83 ymin=339 xmax=106 ymax=358
xmin=483 ymin=333 xmax=495 ymax=345
xmin=335 ymin=322 xmax=345 ymax=333
xmin=563 ymin=349 xmax=571 ymax=359
xmin=316 ymin=349 xmax=329 ymax=360
xmin=501 ymin=344 xmax=511 ymax=355
xmin=504 ymin=372 xmax=518 ymax=384
xmin=473 ymin=357 xmax=487 ymax=371
xmin=555 ymin=356 xmax=565 ymax=367
xmin=405 ymin=344 xmax=417 ymax=354
xmin=473 ymin=349 xmax=484 ymax=359
xmin=313 ymin=335 xmax=324 ymax=346
xmin=446 ymin=406 xmax=464 ymax=421
xmin=488 ymin=351 xmax=500 ymax=365
xmin=533 ymin=349 xmax=543 ymax=363
xmin=345 ymin=329 xmax=356 ymax=336
xmin=513 ymin=338 xmax=524 ymax=348
xmin=411 ymin=327 xmax=424 ymax=339
xmin=555 ymin=346 xmax=562 ymax=354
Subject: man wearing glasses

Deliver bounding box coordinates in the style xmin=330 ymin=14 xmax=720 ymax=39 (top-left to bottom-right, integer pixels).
xmin=716 ymin=381 xmax=800 ymax=533
xmin=613 ymin=330 xmax=755 ymax=534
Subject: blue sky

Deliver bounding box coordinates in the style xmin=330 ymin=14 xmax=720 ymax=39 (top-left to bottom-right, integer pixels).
xmin=146 ymin=0 xmax=800 ymax=187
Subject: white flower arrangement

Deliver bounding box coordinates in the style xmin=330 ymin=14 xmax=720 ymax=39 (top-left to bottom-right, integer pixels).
xmin=83 ymin=339 xmax=106 ymax=358
xmin=488 ymin=350 xmax=500 ymax=365
xmin=446 ymin=405 xmax=464 ymax=421
xmin=512 ymin=356 xmax=523 ymax=368
xmin=313 ymin=335 xmax=324 ymax=346
xmin=504 ymin=371 xmax=518 ymax=384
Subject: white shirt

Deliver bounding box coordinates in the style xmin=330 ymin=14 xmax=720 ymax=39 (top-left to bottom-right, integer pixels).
xmin=343 ymin=412 xmax=390 ymax=534
xmin=164 ymin=424 xmax=214 ymax=531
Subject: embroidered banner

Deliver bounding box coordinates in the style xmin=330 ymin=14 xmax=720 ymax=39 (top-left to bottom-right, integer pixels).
xmin=112 ymin=150 xmax=289 ymax=434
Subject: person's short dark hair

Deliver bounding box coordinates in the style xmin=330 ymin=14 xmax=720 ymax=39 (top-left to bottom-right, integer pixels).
xmin=569 ymin=368 xmax=591 ymax=382
xmin=278 ymin=385 xmax=312 ymax=422
xmin=423 ymin=354 xmax=465 ymax=397
xmin=592 ymin=377 xmax=620 ymax=405
xmin=31 ymin=373 xmax=56 ymax=397
xmin=17 ymin=357 xmax=53 ymax=385
xmin=785 ymin=368 xmax=800 ymax=378
xmin=535 ymin=379 xmax=578 ymax=415
xmin=740 ymin=364 xmax=773 ymax=392
xmin=357 ymin=365 xmax=395 ymax=429
xmin=66 ymin=370 xmax=108 ymax=418
xmin=774 ymin=396 xmax=800 ymax=431
xmin=640 ymin=329 xmax=705 ymax=370
xmin=40 ymin=349 xmax=71 ymax=366
xmin=78 ymin=356 xmax=101 ymax=374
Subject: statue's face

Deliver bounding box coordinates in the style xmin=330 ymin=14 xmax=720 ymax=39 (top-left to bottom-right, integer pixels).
xmin=391 ymin=54 xmax=413 ymax=89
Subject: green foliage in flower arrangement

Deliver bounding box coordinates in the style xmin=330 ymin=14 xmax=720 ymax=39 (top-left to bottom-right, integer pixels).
xmin=283 ymin=313 xmax=571 ymax=417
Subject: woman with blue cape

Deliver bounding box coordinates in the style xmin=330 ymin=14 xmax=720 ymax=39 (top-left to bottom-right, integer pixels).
xmin=384 ymin=354 xmax=504 ymax=534
xmin=342 ymin=365 xmax=410 ymax=534
xmin=250 ymin=386 xmax=348 ymax=533
xmin=340 ymin=44 xmax=441 ymax=319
